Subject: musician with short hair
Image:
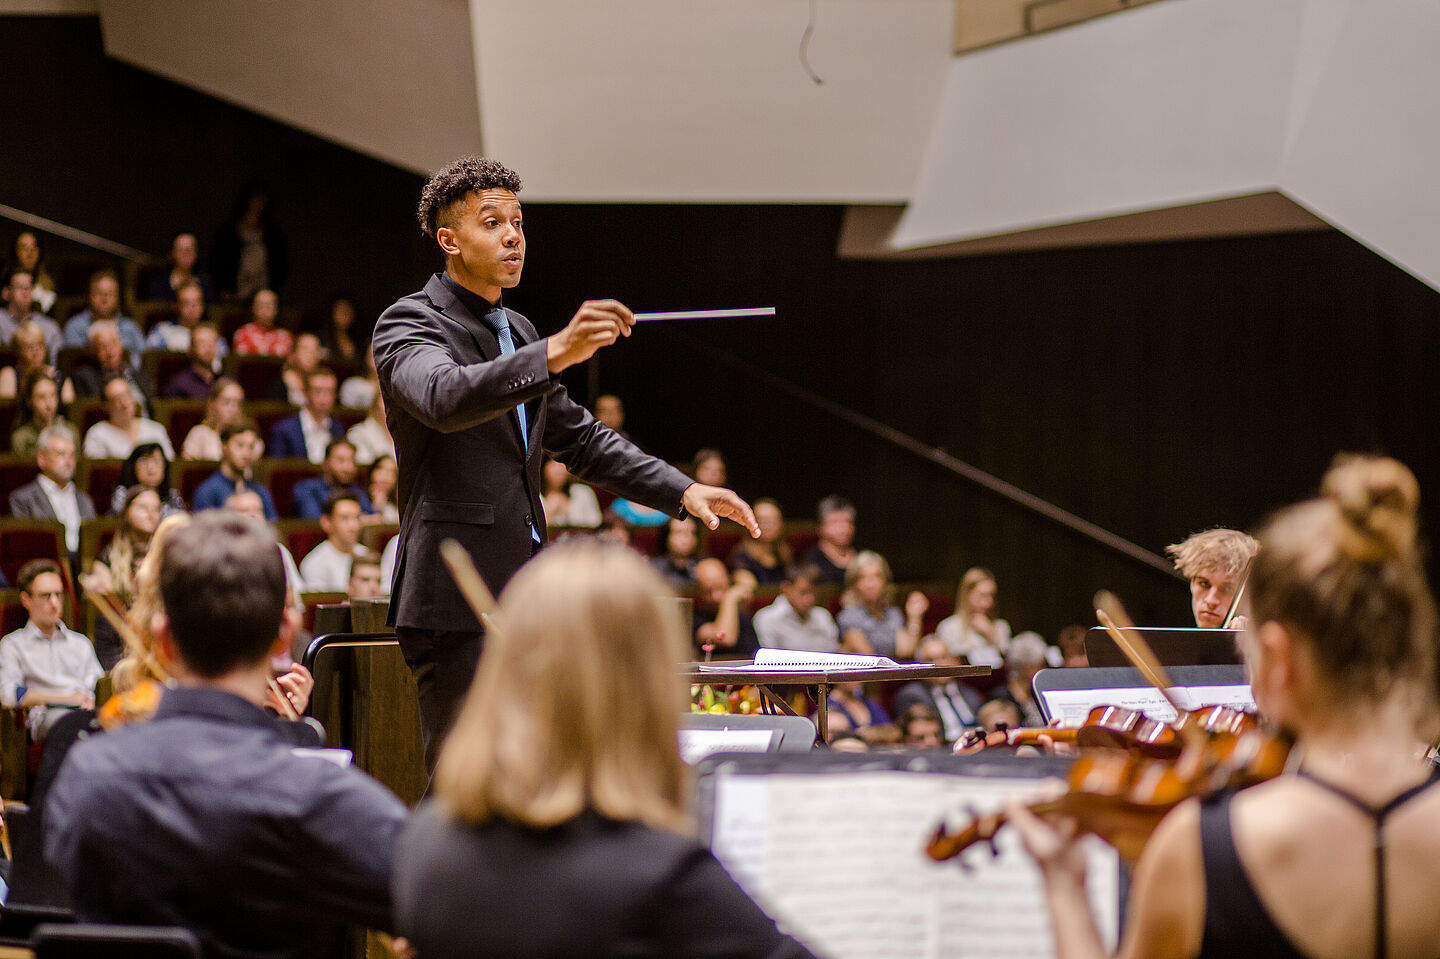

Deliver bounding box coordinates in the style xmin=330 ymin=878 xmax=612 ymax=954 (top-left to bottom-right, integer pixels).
xmin=1166 ymin=527 xmax=1259 ymax=628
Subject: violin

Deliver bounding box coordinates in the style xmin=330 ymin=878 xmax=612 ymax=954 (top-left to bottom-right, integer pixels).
xmin=958 ymin=704 xmax=1185 ymax=758
xmin=927 ymin=708 xmax=1290 ymax=864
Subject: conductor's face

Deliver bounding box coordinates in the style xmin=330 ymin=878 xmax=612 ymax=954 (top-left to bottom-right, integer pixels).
xmin=438 ymin=188 xmax=526 ymax=302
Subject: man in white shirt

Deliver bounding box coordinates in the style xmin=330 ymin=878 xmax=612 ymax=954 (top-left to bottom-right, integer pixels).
xmin=145 ymin=279 xmax=230 ymax=363
xmin=82 ymin=376 xmax=174 ymax=460
xmin=299 ymin=492 xmax=371 ymax=592
xmin=8 ymin=425 xmax=97 ymax=568
xmin=753 ymin=563 xmax=840 ymax=653
xmin=0 ymin=559 xmax=103 ymax=740
xmin=268 ymin=368 xmax=343 ymax=463
xmin=224 ymin=489 xmax=307 ymax=615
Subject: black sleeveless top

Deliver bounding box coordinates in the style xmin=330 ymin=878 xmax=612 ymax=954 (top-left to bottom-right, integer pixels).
xmin=1198 ymin=770 xmax=1440 ymax=959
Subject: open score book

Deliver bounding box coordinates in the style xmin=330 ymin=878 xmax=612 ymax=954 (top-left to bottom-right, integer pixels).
xmin=697 ymin=648 xmax=932 ymax=672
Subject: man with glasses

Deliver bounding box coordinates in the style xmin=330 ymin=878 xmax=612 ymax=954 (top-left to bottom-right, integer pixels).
xmin=0 ymin=560 xmax=101 ymax=740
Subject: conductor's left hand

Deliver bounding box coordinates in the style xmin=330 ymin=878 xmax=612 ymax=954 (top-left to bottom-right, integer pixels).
xmin=681 ymin=484 xmax=760 ymax=538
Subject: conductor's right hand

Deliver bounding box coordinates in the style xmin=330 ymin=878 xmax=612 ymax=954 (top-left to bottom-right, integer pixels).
xmin=546 ymin=300 xmax=634 ymax=373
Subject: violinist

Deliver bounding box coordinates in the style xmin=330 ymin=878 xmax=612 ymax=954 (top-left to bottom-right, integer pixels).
xmin=1011 ymin=455 xmax=1440 ymax=959
xmin=1165 ymin=528 xmax=1258 ymax=628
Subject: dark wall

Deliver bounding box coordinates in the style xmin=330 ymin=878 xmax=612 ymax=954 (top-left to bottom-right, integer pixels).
xmin=9 ymin=16 xmax=1440 ymax=637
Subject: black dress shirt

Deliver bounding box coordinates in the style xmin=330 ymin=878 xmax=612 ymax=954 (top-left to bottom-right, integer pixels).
xmin=44 ymin=687 xmax=409 ymax=959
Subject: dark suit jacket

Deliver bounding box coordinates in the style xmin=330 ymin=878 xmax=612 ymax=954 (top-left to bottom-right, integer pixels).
xmin=267 ymin=414 xmax=344 ymax=461
xmin=373 ymin=274 xmax=693 ymax=632
xmin=9 ymin=480 xmax=98 ymax=528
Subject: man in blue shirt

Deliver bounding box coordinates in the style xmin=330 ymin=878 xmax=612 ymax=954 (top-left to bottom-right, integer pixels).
xmin=192 ymin=418 xmax=279 ymax=520
xmin=44 ymin=510 xmax=409 ymax=959
xmin=292 ymin=437 xmax=374 ymax=518
xmin=61 ymin=269 xmax=144 ymax=369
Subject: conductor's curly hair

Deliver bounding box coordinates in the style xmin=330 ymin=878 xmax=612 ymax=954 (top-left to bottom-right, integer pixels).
xmin=417 ymin=156 xmax=523 ymax=238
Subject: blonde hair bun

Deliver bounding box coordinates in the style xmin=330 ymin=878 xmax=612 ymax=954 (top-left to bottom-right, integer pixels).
xmin=1320 ymin=454 xmax=1420 ymax=562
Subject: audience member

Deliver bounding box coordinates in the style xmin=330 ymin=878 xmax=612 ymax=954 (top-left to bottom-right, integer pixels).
xmin=976 ymin=697 xmax=1022 ymax=734
xmin=825 ymin=682 xmax=897 ymax=745
xmin=179 ymin=376 xmax=246 ymax=460
xmin=82 ymin=375 xmax=172 ymax=460
xmin=319 ymin=293 xmax=362 ymax=362
xmin=9 ymin=425 xmax=94 ymax=567
xmin=935 ymin=567 xmax=1012 ymax=667
xmin=693 ymin=448 xmax=727 ymax=487
xmin=802 ymin=495 xmax=857 ymax=585
xmin=0 ymin=318 xmax=70 ymax=401
xmin=62 ymin=269 xmax=144 ymax=368
xmin=71 ymin=319 xmax=154 ymax=412
xmin=347 ymin=387 xmax=394 ymax=466
xmin=597 ymin=510 xmax=633 ymax=548
xmin=45 ymin=511 xmax=406 ymax=959
xmin=692 ymin=557 xmax=760 ymax=660
xmin=836 ymin=551 xmax=926 ymax=660
xmin=366 ymin=454 xmax=400 ymax=524
xmin=541 ymin=457 xmax=602 ymax=528
xmin=224 ymin=489 xmax=304 ymax=598
xmin=650 ymin=516 xmax=703 ymax=587
xmin=753 ymin=562 xmax=839 ymax=652
xmin=81 ymin=485 xmax=161 ymax=669
xmin=0 ymin=559 xmax=101 ymax=740
xmin=339 ymin=343 xmax=379 ymax=410
xmin=380 ymin=534 xmax=397 ymax=595
xmin=1056 ymin=624 xmax=1089 ymax=667
xmin=893 ymin=636 xmax=983 ymax=744
xmin=9 ymin=369 xmax=65 ymax=459
xmin=299 ymin=491 xmax=372 ymax=592
xmin=897 ymin=704 xmax=944 ymax=748
xmin=268 ymin=330 xmax=322 ymax=404
xmin=10 ymin=232 xmax=57 ymax=314
xmin=148 ymin=279 xmax=228 ymax=365
xmin=593 ymin=392 xmax=626 ymax=436
xmin=212 ymin=184 xmax=289 ymax=300
xmin=146 ymin=232 xmax=217 ymax=303
xmin=109 ymin=442 xmax=186 ymax=518
xmin=608 ymin=496 xmax=670 ymax=526
xmin=1002 ymin=632 xmax=1049 ymax=728
xmin=729 ymin=497 xmax=791 ymax=586
xmin=161 ymin=321 xmax=224 ymax=399
xmin=0 ymin=268 xmax=61 ymax=362
xmin=232 ymin=288 xmax=292 ymax=356
xmin=828 ymin=730 xmax=868 ymax=753
xmin=348 ymin=554 xmax=384 ymax=602
xmin=268 ymin=366 xmax=343 ymax=462
xmin=293 ymin=438 xmax=374 ymax=518
xmin=192 ymin=418 xmax=277 ymax=519
xmin=393 ymin=540 xmax=816 ymax=959
xmin=1166 ymin=526 xmax=1260 ymax=628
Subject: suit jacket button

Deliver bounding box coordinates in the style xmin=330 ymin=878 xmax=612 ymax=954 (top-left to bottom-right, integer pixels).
xmin=523 ymin=513 xmax=534 ymax=527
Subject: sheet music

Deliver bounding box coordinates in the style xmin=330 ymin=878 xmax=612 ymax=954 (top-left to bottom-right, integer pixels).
xmin=1040 ymin=684 xmax=1254 ymax=725
xmin=678 ymin=729 xmax=775 ymax=764
xmin=710 ymin=771 xmax=1118 ymax=959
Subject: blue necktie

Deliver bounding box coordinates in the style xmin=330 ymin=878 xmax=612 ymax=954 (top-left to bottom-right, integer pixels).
xmin=490 ymin=308 xmax=541 ymax=544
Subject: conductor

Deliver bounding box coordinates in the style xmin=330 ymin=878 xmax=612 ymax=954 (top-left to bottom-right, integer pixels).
xmin=373 ymin=156 xmax=758 ymax=768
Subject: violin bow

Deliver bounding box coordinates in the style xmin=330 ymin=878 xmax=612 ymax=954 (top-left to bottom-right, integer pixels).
xmin=1094 ymin=591 xmax=1206 ymax=746
xmin=1221 ymin=559 xmax=1252 ymax=629
xmin=86 ymin=587 xmax=172 ymax=684
xmin=439 ymin=539 xmax=503 ymax=634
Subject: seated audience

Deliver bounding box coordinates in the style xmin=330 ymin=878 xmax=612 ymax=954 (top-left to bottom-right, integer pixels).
xmin=0 ymin=268 xmax=62 ymax=363
xmin=593 ymin=392 xmax=627 ymax=438
xmin=348 ymin=387 xmax=395 ymax=466
xmin=1166 ymin=526 xmax=1260 ymax=628
xmin=0 ymin=318 xmax=71 ymax=402
xmin=752 ymin=562 xmax=839 ymax=652
xmin=829 ymin=730 xmax=868 ymax=753
xmin=62 ymin=269 xmax=144 ymax=368
xmin=340 ymin=343 xmax=380 ymax=410
xmin=393 ymin=541 xmax=817 ymax=959
xmin=825 ymin=682 xmax=897 ymax=745
xmin=231 ymin=288 xmax=292 ymax=356
xmin=597 ymin=510 xmax=633 ymax=548
xmin=897 ymin=704 xmax=944 ymax=748
xmin=894 ymin=636 xmax=983 ymax=745
xmin=109 ymin=442 xmax=186 ymax=518
xmin=146 ymin=232 xmax=217 ymax=303
xmin=10 ymin=232 xmax=57 ymax=315
xmin=0 ymin=559 xmax=101 ymax=741
xmin=692 ymin=557 xmax=760 ymax=661
xmin=9 ymin=368 xmax=65 ymax=459
xmin=607 ymin=496 xmax=670 ymax=526
xmin=935 ymin=567 xmax=1012 ymax=667
xmin=348 ymin=554 xmax=384 ymax=601
xmin=299 ymin=491 xmax=372 ymax=592
xmin=71 ymin=319 xmax=154 ymax=413
xmin=44 ymin=511 xmax=408 ymax=959
xmin=380 ymin=534 xmax=397 ymax=595
xmin=268 ymin=330 xmax=323 ymax=404
xmin=836 ymin=551 xmax=926 ymax=660
xmin=9 ymin=425 xmax=94 ymax=569
xmin=802 ymin=494 xmax=857 ymax=585
xmin=650 ymin=516 xmax=703 ymax=587
xmin=192 ymin=418 xmax=277 ymax=520
xmin=1056 ymin=624 xmax=1089 ymax=667
xmin=319 ymin=293 xmax=362 ymax=363
xmin=82 ymin=485 xmax=161 ymax=669
xmin=268 ymin=366 xmax=344 ymax=463
xmin=293 ymin=438 xmax=374 ymax=518
xmin=162 ymin=321 xmax=224 ymax=400
xmin=224 ymin=489 xmax=305 ymax=599
xmin=83 ymin=375 xmax=172 ymax=460
xmin=147 ymin=278 xmax=227 ymax=364
xmin=366 ymin=453 xmax=400 ymax=524
xmin=976 ymin=697 xmax=1023 ymax=735
xmin=998 ymin=632 xmax=1050 ymax=728
xmin=693 ymin=447 xmax=727 ymax=487
xmin=541 ymin=457 xmax=602 ymax=528
xmin=729 ymin=498 xmax=791 ymax=586
xmin=179 ymin=375 xmax=247 ymax=460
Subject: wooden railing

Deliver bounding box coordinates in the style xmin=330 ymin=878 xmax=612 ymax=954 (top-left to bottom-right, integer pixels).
xmin=955 ymin=0 xmax=1167 ymax=54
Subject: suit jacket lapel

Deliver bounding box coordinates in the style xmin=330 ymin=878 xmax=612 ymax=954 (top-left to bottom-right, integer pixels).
xmin=424 ymin=275 xmax=531 ymax=451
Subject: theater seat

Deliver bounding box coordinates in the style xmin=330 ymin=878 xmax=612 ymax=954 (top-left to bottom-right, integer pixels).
xmin=0 ymin=521 xmax=66 ymax=592
xmin=32 ymin=923 xmax=203 ymax=959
